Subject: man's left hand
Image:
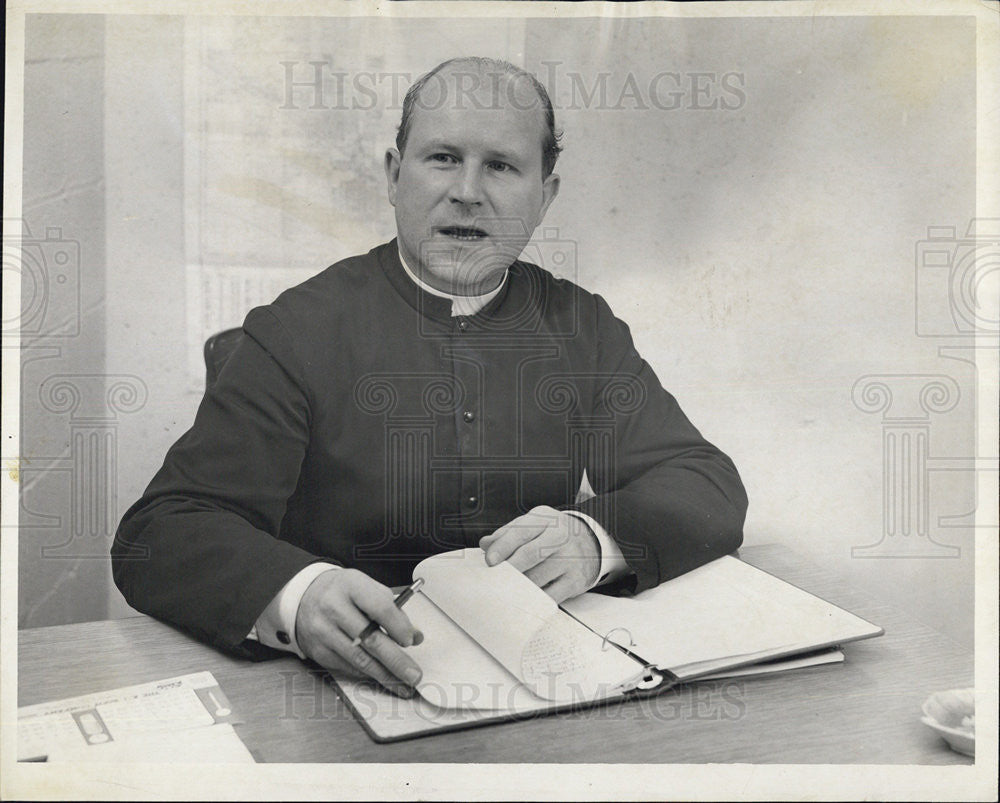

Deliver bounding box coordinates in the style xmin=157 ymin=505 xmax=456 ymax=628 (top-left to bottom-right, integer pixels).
xmin=479 ymin=506 xmax=600 ymax=603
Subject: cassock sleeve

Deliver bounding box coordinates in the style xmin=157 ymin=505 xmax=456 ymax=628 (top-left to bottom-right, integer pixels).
xmin=111 ymin=308 xmax=329 ymax=658
xmin=566 ymin=294 xmax=748 ymax=594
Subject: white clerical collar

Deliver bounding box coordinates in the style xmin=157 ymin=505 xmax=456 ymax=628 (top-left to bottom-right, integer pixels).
xmin=397 ymin=247 xmax=507 ymax=317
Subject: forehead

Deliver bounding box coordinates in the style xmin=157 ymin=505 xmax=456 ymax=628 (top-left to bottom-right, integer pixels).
xmin=406 ymin=67 xmax=547 ymax=160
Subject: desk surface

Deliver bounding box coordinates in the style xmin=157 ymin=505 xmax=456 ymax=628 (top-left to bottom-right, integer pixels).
xmin=18 ymin=544 xmax=974 ymax=764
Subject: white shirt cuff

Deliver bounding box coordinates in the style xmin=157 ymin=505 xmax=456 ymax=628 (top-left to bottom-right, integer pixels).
xmin=247 ymin=562 xmax=340 ymax=658
xmin=563 ymin=510 xmax=631 ymax=589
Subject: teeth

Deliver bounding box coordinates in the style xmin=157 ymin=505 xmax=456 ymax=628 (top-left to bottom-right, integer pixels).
xmin=442 ymin=228 xmax=486 ymax=241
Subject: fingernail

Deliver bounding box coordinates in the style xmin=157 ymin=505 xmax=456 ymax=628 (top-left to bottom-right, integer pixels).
xmin=485 ymin=551 xmax=496 ymax=566
xmin=397 ymin=685 xmax=415 ymax=698
xmin=412 ymin=630 xmax=424 ymax=646
xmin=404 ymin=667 xmax=421 ymax=685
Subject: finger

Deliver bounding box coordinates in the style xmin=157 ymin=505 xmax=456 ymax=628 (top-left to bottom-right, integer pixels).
xmin=295 ymin=571 xmax=423 ymax=696
xmin=357 ymin=628 xmax=423 ymax=689
xmin=482 ymin=510 xmax=557 ymax=566
xmin=346 ymin=578 xmax=422 ymax=648
xmin=480 ymin=505 xmax=558 ymax=547
xmin=310 ymin=631 xmax=417 ymax=698
xmin=539 ymin=574 xmax=580 ymax=604
xmin=504 ymin=521 xmax=569 ymax=574
xmin=338 ymin=627 xmax=421 ymax=693
xmin=523 ymin=555 xmax=565 ymax=590
xmin=478 ymin=513 xmax=534 ymax=552
xmin=332 ymin=586 xmax=423 ymax=684
xmin=299 ymin=637 xmax=363 ymax=679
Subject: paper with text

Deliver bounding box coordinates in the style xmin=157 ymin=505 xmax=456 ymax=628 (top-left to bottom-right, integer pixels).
xmin=17 ymin=671 xmax=242 ymax=762
xmin=412 ymin=549 xmax=642 ymax=702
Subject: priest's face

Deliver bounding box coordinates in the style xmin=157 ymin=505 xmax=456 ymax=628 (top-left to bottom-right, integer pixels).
xmin=384 ymin=66 xmax=560 ymax=296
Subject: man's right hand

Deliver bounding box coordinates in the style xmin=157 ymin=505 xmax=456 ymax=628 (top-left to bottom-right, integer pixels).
xmin=295 ymin=568 xmax=424 ymax=697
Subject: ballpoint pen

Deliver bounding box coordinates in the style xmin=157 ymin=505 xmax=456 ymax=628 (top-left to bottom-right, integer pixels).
xmin=351 ymin=577 xmax=424 ymax=647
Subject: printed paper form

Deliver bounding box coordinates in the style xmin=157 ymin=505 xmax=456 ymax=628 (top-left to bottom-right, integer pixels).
xmin=17 ymin=671 xmax=242 ymax=762
xmin=45 ymin=723 xmax=254 ymax=764
xmin=413 ymin=549 xmax=642 ymax=702
xmin=562 ymin=556 xmax=882 ymax=678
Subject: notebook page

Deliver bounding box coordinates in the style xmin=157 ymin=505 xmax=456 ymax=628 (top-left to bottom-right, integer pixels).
xmin=519 ymin=609 xmax=647 ymax=701
xmin=402 ymin=591 xmax=543 ymax=711
xmin=414 ymin=549 xmax=643 ymax=701
xmin=414 ymin=549 xmax=554 ymax=677
xmin=561 ymin=556 xmax=881 ymax=676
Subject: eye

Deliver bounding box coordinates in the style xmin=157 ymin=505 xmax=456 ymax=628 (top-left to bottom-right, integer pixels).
xmin=430 ymin=153 xmax=458 ymax=165
xmin=487 ymin=160 xmax=514 ymax=173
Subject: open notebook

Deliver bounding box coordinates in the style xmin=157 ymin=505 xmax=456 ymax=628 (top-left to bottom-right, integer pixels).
xmin=332 ymin=549 xmax=883 ymax=742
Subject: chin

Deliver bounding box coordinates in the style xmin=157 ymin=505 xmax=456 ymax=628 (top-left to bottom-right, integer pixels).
xmin=457 ymin=250 xmax=517 ymax=288
xmin=436 ymin=260 xmax=507 ymax=294
xmin=421 ymin=240 xmax=513 ymax=292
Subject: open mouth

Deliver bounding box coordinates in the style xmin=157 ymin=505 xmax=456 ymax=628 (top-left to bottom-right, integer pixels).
xmin=437 ymin=226 xmax=489 ymax=242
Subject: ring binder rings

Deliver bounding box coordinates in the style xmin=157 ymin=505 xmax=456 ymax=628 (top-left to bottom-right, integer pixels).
xmin=633 ymin=668 xmax=665 ymax=691
xmin=600 ymin=627 xmax=635 ymax=651
xmin=597 ymin=626 xmax=666 ymax=690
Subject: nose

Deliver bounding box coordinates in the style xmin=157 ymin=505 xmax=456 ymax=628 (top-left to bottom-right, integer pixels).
xmin=449 ymin=163 xmax=484 ymax=207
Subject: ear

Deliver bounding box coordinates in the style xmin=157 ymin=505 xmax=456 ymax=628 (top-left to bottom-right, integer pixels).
xmin=384 ymin=148 xmax=402 ymax=206
xmin=536 ymin=172 xmax=561 ymax=225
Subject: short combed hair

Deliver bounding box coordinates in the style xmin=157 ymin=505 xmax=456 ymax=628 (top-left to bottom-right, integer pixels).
xmin=395 ymin=57 xmax=563 ymax=178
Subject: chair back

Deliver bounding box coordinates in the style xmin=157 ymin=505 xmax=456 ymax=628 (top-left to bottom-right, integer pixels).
xmin=203 ymin=327 xmax=244 ymax=387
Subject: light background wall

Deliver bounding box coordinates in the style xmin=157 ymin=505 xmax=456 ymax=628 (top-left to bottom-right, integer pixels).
xmin=19 ymin=15 xmax=108 ymax=626
xmin=17 ymin=13 xmax=982 ymax=647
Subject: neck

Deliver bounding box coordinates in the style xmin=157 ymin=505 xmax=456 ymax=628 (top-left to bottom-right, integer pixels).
xmin=397 ymin=248 xmax=506 ymax=299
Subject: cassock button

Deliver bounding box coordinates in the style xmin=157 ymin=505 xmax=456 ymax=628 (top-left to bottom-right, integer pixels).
xmin=458 ymin=320 xmax=469 ymax=331
xmin=466 ymin=495 xmax=478 ymax=507
xmin=462 ymin=410 xmax=475 ymax=423
xmin=276 ymin=630 xmax=291 ymax=645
